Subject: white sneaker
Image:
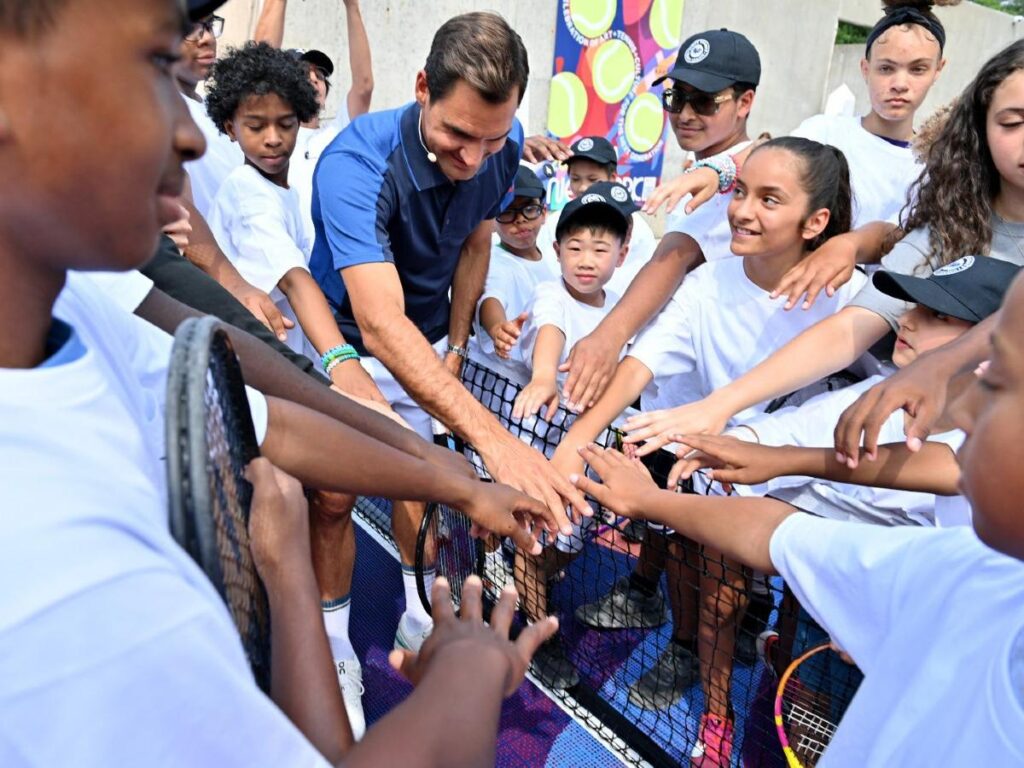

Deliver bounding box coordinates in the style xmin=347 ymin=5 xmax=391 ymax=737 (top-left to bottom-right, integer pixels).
xmin=334 ymin=657 xmax=366 ymax=741
xmin=394 ymin=611 xmax=433 ymax=653
xmin=483 ymin=548 xmax=514 ymax=593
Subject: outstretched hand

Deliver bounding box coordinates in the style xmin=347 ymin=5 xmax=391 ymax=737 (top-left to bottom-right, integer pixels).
xmin=668 ymin=433 xmax=792 ymax=490
xmin=641 ymin=166 xmax=719 ymax=216
xmin=246 ymin=458 xmax=312 ymax=583
xmin=621 ymin=399 xmax=730 ymax=456
xmin=770 ymin=232 xmax=857 ymax=311
xmin=457 ymin=481 xmax=555 ymax=555
xmin=569 ymin=444 xmax=657 ymax=519
xmin=389 ymin=576 xmax=558 ymax=697
xmin=559 ymin=329 xmax=623 ymax=412
xmin=488 ymin=312 xmax=528 ymax=359
xmin=522 ymin=134 xmax=571 ymax=163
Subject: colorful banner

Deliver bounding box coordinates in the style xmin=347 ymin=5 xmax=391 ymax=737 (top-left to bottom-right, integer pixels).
xmin=544 ymin=0 xmax=685 ymax=210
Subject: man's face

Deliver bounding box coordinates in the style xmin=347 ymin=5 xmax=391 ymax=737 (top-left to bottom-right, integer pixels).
xmin=306 ymin=63 xmax=328 ymax=111
xmin=415 ymin=72 xmax=519 ymax=182
xmin=0 ymin=0 xmax=204 ymax=272
xmin=666 ymin=81 xmax=752 ymax=158
xmin=176 ymin=13 xmax=219 ymax=86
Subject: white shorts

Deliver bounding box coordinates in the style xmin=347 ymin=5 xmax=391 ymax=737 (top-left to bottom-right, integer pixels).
xmin=359 ymin=336 xmax=448 ymax=442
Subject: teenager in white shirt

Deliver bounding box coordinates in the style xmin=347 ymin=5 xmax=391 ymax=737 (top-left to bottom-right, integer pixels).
xmin=537 ymin=136 xmax=657 ymax=295
xmin=470 ymin=165 xmax=560 ymax=386
xmin=620 ymin=40 xmax=1024 ymax=468
xmin=504 ymin=186 xmax=631 ymax=691
xmin=572 ymin=263 xmax=1024 ymax=768
xmin=552 ymin=137 xmax=862 ymax=765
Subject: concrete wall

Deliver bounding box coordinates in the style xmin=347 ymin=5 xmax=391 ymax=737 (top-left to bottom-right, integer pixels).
xmin=213 ymin=0 xmax=1023 ymax=233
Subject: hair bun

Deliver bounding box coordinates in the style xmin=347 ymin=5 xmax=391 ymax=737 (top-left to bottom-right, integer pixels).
xmin=881 ymin=0 xmax=961 ymax=11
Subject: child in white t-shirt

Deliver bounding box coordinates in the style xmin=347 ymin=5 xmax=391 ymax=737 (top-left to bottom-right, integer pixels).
xmin=205 ymin=42 xmax=383 ymax=405
xmin=469 ymin=165 xmax=559 ymax=387
xmin=504 ymin=185 xmax=632 ymax=691
xmin=574 ymin=264 xmax=1024 ymax=768
xmin=551 ymin=137 xmax=863 ymax=762
xmin=538 ymin=136 xmax=656 ymax=294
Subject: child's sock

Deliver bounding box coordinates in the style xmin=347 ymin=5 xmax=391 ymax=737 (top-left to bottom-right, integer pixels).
xmin=402 ymin=565 xmax=434 ymax=634
xmin=322 ymin=594 xmax=354 ymax=661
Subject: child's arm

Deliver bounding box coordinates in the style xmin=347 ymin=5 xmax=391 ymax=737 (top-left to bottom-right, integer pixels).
xmin=571 ymin=445 xmax=792 ymax=574
xmin=479 ymin=298 xmax=527 ymax=360
xmin=549 ymin=356 xmax=655 ymax=480
xmin=343 ymin=0 xmax=374 ymax=119
xmin=622 ymin=305 xmax=892 ymax=455
xmin=253 ymin=0 xmax=287 ymax=47
xmin=512 ymin=325 xmax=565 ymax=421
xmin=277 ymin=267 xmax=387 ymax=404
xmin=671 ymin=433 xmax=961 ymax=495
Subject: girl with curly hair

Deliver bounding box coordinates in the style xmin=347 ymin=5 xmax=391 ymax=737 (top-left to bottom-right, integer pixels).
xmin=617 ymin=39 xmax=1024 ymax=470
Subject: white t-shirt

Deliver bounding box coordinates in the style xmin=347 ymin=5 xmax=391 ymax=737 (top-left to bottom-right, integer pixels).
xmin=208 ymin=164 xmax=313 ymax=356
xmin=519 ymin=280 xmax=621 ymax=391
xmin=793 ymin=115 xmax=922 ymax=228
xmin=664 ymin=140 xmax=752 ymax=261
xmin=770 ymin=515 xmax=1024 ymax=766
xmin=77 ymin=270 xmax=155 ymax=313
xmin=469 ymin=241 xmax=560 ymax=385
xmin=290 ymin=112 xmax=350 ymax=247
xmin=629 ymin=257 xmax=867 ymax=417
xmin=182 ymin=94 xmax=244 ymax=219
xmin=740 ymin=375 xmax=966 ymax=526
xmin=0 ymin=302 xmax=307 ymax=768
xmin=538 ymin=209 xmax=655 ymax=295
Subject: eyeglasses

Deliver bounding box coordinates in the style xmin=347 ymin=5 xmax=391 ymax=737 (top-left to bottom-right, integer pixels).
xmin=661 ymin=88 xmax=733 ymax=116
xmin=185 ymin=15 xmax=225 ymax=42
xmin=496 ymin=203 xmax=545 ymax=223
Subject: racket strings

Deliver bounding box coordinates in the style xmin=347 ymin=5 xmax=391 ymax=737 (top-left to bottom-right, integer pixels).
xmin=205 ymin=347 xmax=269 ymax=672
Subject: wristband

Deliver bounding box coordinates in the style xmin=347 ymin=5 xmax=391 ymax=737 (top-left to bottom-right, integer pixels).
xmin=689 ymin=154 xmax=737 ymax=194
xmin=321 ymin=344 xmax=359 ymax=374
xmin=446 ymin=343 xmax=468 ymax=359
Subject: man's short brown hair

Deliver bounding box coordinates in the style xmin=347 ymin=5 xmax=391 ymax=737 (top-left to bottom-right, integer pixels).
xmin=424 ymin=12 xmax=529 ymax=106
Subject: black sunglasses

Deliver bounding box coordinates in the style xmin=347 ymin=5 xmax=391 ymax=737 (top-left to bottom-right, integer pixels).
xmin=661 ymin=87 xmax=733 ymax=117
xmin=496 ymin=203 xmax=545 ymax=224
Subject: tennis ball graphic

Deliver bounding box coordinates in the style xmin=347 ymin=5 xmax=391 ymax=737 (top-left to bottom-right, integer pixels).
xmin=568 ymin=0 xmax=616 ymax=39
xmin=547 ymin=71 xmax=589 ymax=137
xmin=623 ymin=92 xmax=664 ymax=154
xmin=592 ymin=38 xmax=637 ymax=104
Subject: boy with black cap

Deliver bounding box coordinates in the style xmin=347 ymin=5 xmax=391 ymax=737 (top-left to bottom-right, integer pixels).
xmin=470 ymin=165 xmax=559 ymax=386
xmin=538 ymin=135 xmax=657 ymax=294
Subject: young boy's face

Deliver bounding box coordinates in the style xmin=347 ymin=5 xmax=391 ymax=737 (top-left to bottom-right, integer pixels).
xmin=306 ymin=64 xmax=329 ymax=111
xmin=952 ymin=274 xmax=1024 ymax=560
xmin=225 ymin=93 xmax=300 ymax=184
xmin=667 ymin=81 xmax=753 ymax=158
xmin=495 ymin=195 xmax=546 ymax=252
xmin=893 ymin=305 xmax=973 ymax=368
xmin=176 ymin=15 xmax=218 ymax=87
xmin=555 ymin=227 xmax=626 ymax=306
xmin=567 ymin=158 xmax=613 ymax=198
xmin=0 ymin=0 xmax=203 ymax=272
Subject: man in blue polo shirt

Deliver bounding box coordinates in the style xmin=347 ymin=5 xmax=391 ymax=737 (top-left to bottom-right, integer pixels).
xmin=309 ymin=11 xmax=586 ymax=717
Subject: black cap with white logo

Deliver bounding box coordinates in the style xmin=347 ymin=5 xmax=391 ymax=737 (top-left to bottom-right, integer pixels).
xmin=511 ymin=165 xmax=546 ymax=200
xmin=288 ymin=48 xmax=335 ymax=77
xmin=566 ymin=136 xmax=618 ymax=167
xmin=187 ymin=0 xmax=228 ymax=21
xmin=556 ymin=186 xmax=632 ymax=241
xmin=653 ymin=29 xmax=761 ymax=93
xmin=584 ymin=181 xmax=638 ymax=217
xmin=873 ymin=256 xmax=1021 ymax=323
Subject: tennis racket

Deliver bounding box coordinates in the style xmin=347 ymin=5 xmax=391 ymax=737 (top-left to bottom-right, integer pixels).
xmin=166 ymin=316 xmax=271 ymax=690
xmin=774 ymin=642 xmax=856 ymax=767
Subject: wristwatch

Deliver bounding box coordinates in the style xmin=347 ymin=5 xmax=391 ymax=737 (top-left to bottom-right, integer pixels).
xmin=446 ymin=343 xmax=468 ymax=359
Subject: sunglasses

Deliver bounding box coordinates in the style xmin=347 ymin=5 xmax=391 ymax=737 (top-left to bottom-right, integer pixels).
xmin=496 ymin=203 xmax=545 ymax=224
xmin=661 ymin=88 xmax=734 ymax=117
xmin=185 ymin=15 xmax=225 ymax=42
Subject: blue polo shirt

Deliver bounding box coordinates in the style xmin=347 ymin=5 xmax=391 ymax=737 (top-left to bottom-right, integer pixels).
xmin=310 ymin=102 xmax=523 ymax=355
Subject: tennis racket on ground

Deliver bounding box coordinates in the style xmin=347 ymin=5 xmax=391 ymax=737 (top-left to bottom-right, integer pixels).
xmin=774 ymin=642 xmax=856 ymax=767
xmin=166 ymin=316 xmax=271 ymax=690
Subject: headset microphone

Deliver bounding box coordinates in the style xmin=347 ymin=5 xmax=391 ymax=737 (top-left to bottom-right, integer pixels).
xmin=418 ymin=113 xmax=437 ymax=163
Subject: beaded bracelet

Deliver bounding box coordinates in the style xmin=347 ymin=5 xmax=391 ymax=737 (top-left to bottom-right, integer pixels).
xmin=321 ymin=343 xmax=359 ymax=374
xmin=690 ymin=153 xmax=737 ymax=194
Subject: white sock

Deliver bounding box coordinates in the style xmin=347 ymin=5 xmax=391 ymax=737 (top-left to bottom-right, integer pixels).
xmin=402 ymin=565 xmax=433 ymax=634
xmin=322 ymin=595 xmax=355 ymax=661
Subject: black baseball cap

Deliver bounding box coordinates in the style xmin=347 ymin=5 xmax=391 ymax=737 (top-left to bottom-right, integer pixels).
xmin=188 ymin=0 xmax=228 ymax=21
xmin=566 ymin=136 xmax=618 ymax=167
xmin=584 ymin=181 xmax=638 ymax=217
xmin=289 ymin=48 xmax=335 ymax=78
xmin=555 ymin=187 xmax=631 ymax=241
xmin=653 ymin=29 xmax=761 ymax=93
xmin=510 ymin=165 xmax=546 ymax=200
xmin=873 ymin=256 xmax=1021 ymax=323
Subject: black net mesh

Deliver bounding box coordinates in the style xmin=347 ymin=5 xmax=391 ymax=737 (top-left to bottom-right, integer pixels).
xmin=354 ymin=358 xmax=861 ymax=766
